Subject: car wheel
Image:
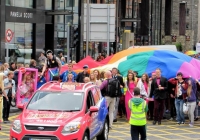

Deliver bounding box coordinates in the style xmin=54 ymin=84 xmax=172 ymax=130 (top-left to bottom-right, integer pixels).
xmin=96 ymin=119 xmax=109 ymax=140
xmin=83 ymin=132 xmax=89 ymax=140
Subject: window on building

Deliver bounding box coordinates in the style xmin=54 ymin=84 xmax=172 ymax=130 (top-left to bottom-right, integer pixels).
xmin=91 ymin=0 xmax=97 ymax=3
xmin=179 ymin=3 xmax=186 ymax=35
xmin=45 ymin=0 xmax=52 ymax=10
xmin=100 ymin=0 xmax=104 ymax=3
xmin=6 ymin=0 xmax=33 ymax=8
xmin=65 ymin=15 xmax=73 ymax=24
xmin=129 ymin=8 xmax=132 ymax=18
xmin=5 ymin=22 xmax=33 ymax=64
xmin=66 ymin=0 xmax=74 ymax=7
xmin=165 ymin=0 xmax=171 ymax=35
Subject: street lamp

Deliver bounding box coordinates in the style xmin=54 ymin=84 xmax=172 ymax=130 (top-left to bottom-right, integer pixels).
xmin=86 ymin=0 xmax=90 ymax=56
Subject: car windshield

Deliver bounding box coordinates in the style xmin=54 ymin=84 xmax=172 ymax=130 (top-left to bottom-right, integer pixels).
xmin=27 ymin=91 xmax=84 ymax=111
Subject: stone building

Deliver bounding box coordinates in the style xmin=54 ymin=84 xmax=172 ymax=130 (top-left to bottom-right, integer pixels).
xmin=160 ymin=0 xmax=200 ymax=51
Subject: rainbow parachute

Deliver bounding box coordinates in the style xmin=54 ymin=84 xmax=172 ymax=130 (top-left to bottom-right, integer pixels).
xmin=61 ymin=48 xmax=200 ymax=79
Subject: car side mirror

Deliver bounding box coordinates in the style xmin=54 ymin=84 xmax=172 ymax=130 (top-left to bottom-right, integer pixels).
xmin=17 ymin=103 xmax=24 ymax=109
xmin=18 ymin=103 xmax=27 ymax=110
xmin=89 ymin=106 xmax=99 ymax=113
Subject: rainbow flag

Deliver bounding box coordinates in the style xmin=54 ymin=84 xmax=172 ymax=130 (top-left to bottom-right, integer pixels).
xmin=45 ymin=68 xmax=59 ymax=82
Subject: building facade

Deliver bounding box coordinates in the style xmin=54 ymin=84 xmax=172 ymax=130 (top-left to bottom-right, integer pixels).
xmin=0 ymin=0 xmax=83 ymax=64
xmin=120 ymin=0 xmax=200 ymax=50
xmin=161 ymin=0 xmax=200 ymax=51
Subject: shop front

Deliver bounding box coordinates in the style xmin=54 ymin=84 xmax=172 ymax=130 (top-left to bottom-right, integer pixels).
xmin=1 ymin=5 xmax=45 ymax=64
xmin=0 ymin=0 xmax=83 ymax=64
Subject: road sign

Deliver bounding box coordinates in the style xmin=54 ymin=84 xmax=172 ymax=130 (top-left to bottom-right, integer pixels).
xmin=6 ymin=29 xmax=13 ymax=42
xmin=84 ymin=4 xmax=116 ymax=42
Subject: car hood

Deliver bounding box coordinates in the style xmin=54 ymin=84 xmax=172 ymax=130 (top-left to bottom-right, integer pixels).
xmin=21 ymin=110 xmax=82 ymax=125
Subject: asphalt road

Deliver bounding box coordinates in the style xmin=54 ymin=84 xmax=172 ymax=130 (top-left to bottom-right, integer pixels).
xmin=1 ymin=113 xmax=200 ymax=140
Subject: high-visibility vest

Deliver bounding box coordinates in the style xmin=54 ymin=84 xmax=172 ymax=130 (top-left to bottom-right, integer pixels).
xmin=129 ymin=99 xmax=146 ymax=126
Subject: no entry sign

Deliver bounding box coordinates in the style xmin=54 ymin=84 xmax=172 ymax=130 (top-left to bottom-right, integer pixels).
xmin=6 ymin=29 xmax=13 ymax=42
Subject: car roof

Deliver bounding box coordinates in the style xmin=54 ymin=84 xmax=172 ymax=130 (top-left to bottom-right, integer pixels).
xmin=38 ymin=81 xmax=96 ymax=93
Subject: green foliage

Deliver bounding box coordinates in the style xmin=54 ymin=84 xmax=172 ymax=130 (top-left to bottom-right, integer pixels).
xmin=175 ymin=42 xmax=182 ymax=52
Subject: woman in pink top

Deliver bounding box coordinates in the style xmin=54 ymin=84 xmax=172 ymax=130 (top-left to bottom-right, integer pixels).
xmin=125 ymin=72 xmax=136 ymax=120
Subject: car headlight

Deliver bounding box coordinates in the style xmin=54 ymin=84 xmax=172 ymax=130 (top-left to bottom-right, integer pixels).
xmin=12 ymin=120 xmax=22 ymax=133
xmin=62 ymin=122 xmax=81 ymax=134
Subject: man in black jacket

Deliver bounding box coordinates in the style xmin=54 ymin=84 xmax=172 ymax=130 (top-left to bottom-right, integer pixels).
xmin=150 ymin=68 xmax=168 ymax=125
xmin=76 ymin=65 xmax=90 ymax=83
xmin=112 ymin=68 xmax=124 ymax=122
xmin=41 ymin=50 xmax=62 ymax=81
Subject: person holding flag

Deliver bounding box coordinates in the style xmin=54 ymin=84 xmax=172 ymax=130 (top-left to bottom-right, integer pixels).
xmin=41 ymin=50 xmax=62 ymax=82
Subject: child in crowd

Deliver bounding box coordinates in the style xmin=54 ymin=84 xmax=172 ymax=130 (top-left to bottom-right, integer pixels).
xmin=84 ymin=77 xmax=90 ymax=83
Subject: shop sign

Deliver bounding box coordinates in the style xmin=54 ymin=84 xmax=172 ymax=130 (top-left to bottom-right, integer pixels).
xmin=6 ymin=29 xmax=14 ymax=42
xmin=10 ymin=11 xmax=33 ymax=19
xmin=6 ymin=6 xmax=45 ymax=23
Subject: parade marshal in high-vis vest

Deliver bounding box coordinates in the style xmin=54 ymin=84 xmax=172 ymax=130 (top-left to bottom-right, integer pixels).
xmin=129 ymin=87 xmax=148 ymax=140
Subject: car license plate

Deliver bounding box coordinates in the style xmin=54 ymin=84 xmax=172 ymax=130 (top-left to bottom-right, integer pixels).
xmin=29 ymin=139 xmax=51 ymax=140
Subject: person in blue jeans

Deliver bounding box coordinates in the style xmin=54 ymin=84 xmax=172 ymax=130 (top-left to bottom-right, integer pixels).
xmin=169 ymin=72 xmax=187 ymax=125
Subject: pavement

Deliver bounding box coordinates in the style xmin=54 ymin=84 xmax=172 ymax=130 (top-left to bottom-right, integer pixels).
xmin=1 ymin=112 xmax=200 ymax=140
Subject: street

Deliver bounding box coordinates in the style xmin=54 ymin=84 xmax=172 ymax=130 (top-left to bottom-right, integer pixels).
xmin=1 ymin=113 xmax=200 ymax=140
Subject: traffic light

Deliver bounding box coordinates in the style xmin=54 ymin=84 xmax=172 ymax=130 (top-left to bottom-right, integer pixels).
xmin=70 ymin=26 xmax=79 ymax=48
xmin=73 ymin=26 xmax=79 ymax=48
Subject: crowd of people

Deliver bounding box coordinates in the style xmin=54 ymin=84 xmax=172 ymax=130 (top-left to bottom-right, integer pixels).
xmin=57 ymin=63 xmax=200 ymax=139
xmin=0 ymin=49 xmax=200 ymax=140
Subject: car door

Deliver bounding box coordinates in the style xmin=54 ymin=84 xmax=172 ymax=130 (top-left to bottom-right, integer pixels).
xmin=85 ymin=90 xmax=96 ymax=139
xmin=95 ymin=87 xmax=108 ymax=130
xmin=90 ymin=87 xmax=103 ymax=137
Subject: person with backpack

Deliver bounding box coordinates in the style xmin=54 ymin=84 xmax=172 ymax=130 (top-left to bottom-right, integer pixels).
xmin=41 ymin=50 xmax=62 ymax=81
xmin=112 ymin=68 xmax=124 ymax=122
xmin=100 ymin=71 xmax=121 ymax=129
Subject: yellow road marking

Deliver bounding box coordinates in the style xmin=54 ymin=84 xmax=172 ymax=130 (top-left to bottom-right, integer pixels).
xmin=0 ymin=132 xmax=9 ymax=136
xmin=9 ymin=114 xmax=20 ymax=120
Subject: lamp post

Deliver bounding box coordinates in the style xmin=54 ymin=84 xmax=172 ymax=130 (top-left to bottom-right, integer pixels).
xmin=86 ymin=0 xmax=90 ymax=56
xmin=116 ymin=0 xmax=119 ymax=52
xmin=67 ymin=22 xmax=71 ymax=63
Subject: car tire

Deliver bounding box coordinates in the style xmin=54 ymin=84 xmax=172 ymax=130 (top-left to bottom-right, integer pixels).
xmin=82 ymin=132 xmax=89 ymax=140
xmin=96 ymin=119 xmax=109 ymax=140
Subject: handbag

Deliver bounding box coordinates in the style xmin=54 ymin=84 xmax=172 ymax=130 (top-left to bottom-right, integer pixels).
xmin=183 ymin=102 xmax=189 ymax=114
xmin=11 ymin=98 xmax=16 ymax=107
